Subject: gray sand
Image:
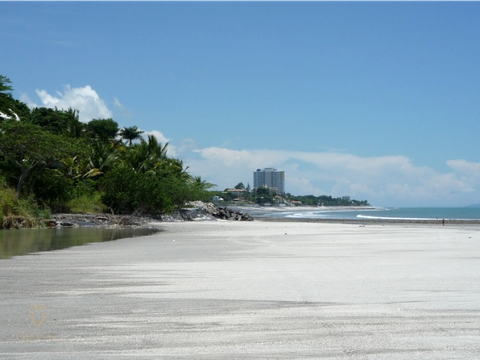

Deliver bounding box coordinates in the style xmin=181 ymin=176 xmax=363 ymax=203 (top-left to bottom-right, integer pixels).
xmin=1 ymin=220 xmax=480 ymax=359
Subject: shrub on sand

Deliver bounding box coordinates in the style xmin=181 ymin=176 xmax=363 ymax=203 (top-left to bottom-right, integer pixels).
xmin=0 ymin=179 xmax=50 ymax=229
xmin=67 ymin=192 xmax=107 ymax=214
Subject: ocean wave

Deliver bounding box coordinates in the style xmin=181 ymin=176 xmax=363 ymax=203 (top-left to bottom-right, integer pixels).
xmin=257 ymin=207 xmax=479 ymax=220
xmin=286 ymin=211 xmax=323 ymax=218
xmin=357 ymin=215 xmax=435 ymax=221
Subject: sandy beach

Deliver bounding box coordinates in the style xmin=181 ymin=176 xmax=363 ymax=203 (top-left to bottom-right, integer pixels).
xmin=1 ymin=219 xmax=480 ymax=359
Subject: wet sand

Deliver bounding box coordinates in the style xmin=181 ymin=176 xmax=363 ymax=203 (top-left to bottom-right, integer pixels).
xmin=1 ymin=220 xmax=480 ymax=359
xmin=255 ymin=216 xmax=480 ymax=225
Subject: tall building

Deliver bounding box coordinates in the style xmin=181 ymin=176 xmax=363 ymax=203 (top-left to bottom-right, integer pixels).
xmin=253 ymin=168 xmax=285 ymax=194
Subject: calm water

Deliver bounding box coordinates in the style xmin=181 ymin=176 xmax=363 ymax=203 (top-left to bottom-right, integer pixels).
xmin=0 ymin=227 xmax=160 ymax=259
xmin=256 ymin=207 xmax=480 ymax=221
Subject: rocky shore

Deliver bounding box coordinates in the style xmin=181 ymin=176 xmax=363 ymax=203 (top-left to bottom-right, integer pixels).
xmin=48 ymin=202 xmax=253 ymax=228
xmin=48 ymin=213 xmax=151 ymax=228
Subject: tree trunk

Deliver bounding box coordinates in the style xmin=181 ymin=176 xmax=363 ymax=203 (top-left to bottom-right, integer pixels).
xmin=16 ymin=167 xmax=29 ymax=198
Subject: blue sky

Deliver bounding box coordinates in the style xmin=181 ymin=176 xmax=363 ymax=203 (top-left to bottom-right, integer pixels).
xmin=2 ymin=2 xmax=480 ymax=207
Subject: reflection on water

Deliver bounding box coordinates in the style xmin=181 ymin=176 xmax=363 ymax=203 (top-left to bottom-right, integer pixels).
xmin=0 ymin=227 xmax=160 ymax=259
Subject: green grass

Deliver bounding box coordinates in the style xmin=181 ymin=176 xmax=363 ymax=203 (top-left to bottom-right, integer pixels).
xmin=1 ymin=181 xmax=50 ymax=228
xmin=67 ymin=191 xmax=107 ymax=214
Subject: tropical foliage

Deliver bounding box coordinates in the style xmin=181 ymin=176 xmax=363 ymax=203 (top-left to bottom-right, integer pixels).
xmin=0 ymin=75 xmax=215 ymax=224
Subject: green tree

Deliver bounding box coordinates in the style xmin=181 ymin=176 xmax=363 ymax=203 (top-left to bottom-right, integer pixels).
xmin=119 ymin=126 xmax=144 ymax=146
xmin=0 ymin=75 xmax=13 ymax=94
xmin=29 ymin=167 xmax=75 ymax=211
xmin=188 ymin=176 xmax=216 ymax=202
xmin=83 ymin=141 xmax=120 ymax=178
xmin=87 ymin=118 xmax=119 ymax=142
xmin=29 ymin=107 xmax=74 ymax=134
xmin=234 ymin=182 xmax=245 ymax=189
xmin=100 ymin=167 xmax=173 ymax=214
xmin=0 ymin=120 xmax=75 ymax=197
xmin=121 ymin=135 xmax=168 ymax=173
xmin=63 ymin=108 xmax=86 ymax=138
xmin=254 ymin=186 xmax=274 ymax=205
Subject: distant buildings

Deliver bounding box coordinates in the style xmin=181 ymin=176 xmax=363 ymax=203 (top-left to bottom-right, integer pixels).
xmin=253 ymin=168 xmax=285 ymax=195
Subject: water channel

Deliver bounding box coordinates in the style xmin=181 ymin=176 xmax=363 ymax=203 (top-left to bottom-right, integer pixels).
xmin=0 ymin=227 xmax=160 ymax=259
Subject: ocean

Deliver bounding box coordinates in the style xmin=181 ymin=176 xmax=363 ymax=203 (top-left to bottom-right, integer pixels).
xmin=254 ymin=207 xmax=480 ymax=221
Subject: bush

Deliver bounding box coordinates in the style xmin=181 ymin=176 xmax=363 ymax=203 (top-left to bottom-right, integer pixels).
xmin=0 ymin=179 xmax=50 ymax=228
xmin=100 ymin=168 xmax=174 ymax=215
xmin=67 ymin=191 xmax=106 ymax=214
xmin=0 ymin=179 xmax=16 ymax=225
xmin=31 ymin=168 xmax=75 ymax=211
xmin=65 ymin=179 xmax=106 ymax=213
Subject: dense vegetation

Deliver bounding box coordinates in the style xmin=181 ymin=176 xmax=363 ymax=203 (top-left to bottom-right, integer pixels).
xmin=0 ymin=75 xmax=214 ymax=228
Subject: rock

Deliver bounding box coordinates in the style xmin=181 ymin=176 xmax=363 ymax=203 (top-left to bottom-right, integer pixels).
xmin=46 ymin=220 xmax=57 ymax=228
xmin=202 ymin=204 xmax=253 ymax=222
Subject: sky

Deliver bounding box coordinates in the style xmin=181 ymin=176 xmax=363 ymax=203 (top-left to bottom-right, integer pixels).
xmin=1 ymin=2 xmax=480 ymax=207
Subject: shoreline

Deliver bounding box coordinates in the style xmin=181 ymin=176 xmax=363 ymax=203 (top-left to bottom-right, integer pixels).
xmin=7 ymin=203 xmax=475 ymax=230
xmin=254 ymin=216 xmax=480 ymax=226
xmin=233 ymin=204 xmax=480 ymax=225
xmin=48 ymin=207 xmax=480 ymax=229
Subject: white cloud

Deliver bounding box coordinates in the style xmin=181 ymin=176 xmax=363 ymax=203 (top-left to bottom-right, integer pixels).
xmin=447 ymin=160 xmax=480 ymax=178
xmin=174 ymin=144 xmax=480 ymax=207
xmin=20 ymin=93 xmax=38 ymax=108
xmin=176 ymin=138 xmax=198 ymax=156
xmin=25 ymin=85 xmax=113 ymax=123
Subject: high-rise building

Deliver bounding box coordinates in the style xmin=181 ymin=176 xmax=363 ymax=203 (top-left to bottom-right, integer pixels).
xmin=253 ymin=168 xmax=285 ymax=194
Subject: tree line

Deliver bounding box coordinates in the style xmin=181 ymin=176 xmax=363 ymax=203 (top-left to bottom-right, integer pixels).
xmin=0 ymin=75 xmax=214 ymax=222
xmin=219 ymin=182 xmax=370 ymax=206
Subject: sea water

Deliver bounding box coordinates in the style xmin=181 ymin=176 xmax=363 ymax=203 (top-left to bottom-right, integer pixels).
xmin=0 ymin=227 xmax=160 ymax=259
xmin=257 ymin=207 xmax=480 ymax=221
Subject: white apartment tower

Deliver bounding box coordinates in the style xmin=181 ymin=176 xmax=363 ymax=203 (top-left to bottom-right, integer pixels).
xmin=253 ymin=168 xmax=285 ymax=194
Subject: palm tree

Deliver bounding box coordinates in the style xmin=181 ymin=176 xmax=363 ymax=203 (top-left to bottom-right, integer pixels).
xmin=64 ymin=108 xmax=86 ymax=138
xmin=190 ymin=175 xmax=215 ymax=191
xmin=121 ymin=135 xmax=169 ymax=173
xmin=119 ymin=126 xmax=144 ymax=146
xmin=82 ymin=141 xmax=119 ymax=178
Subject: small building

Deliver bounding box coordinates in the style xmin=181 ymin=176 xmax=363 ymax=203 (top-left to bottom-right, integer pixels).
xmin=223 ymin=188 xmax=247 ymax=197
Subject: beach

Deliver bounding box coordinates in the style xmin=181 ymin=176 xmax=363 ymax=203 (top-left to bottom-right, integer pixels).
xmin=1 ymin=219 xmax=480 ymax=359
